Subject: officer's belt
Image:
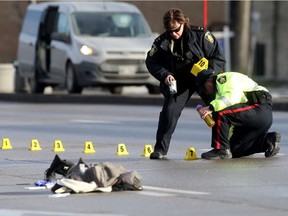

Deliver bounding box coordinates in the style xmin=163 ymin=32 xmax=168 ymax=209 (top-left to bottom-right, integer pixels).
xmin=245 ymin=91 xmax=272 ymax=105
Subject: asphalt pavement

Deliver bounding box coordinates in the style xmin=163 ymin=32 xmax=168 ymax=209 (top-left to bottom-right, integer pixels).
xmin=0 ymin=86 xmax=287 ymax=111
xmin=0 ymin=91 xmax=288 ymax=216
xmin=0 ymin=102 xmax=287 ymax=216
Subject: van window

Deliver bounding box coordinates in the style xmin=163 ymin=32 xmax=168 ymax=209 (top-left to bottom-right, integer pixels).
xmin=55 ymin=13 xmax=69 ymax=35
xmin=71 ymin=12 xmax=150 ymax=37
xmin=21 ymin=10 xmax=42 ymax=36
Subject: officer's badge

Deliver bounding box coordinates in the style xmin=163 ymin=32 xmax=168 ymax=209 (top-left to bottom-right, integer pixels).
xmin=149 ymin=45 xmax=157 ymax=56
xmin=204 ymin=32 xmax=214 ymax=44
xmin=217 ymin=75 xmax=226 ymax=84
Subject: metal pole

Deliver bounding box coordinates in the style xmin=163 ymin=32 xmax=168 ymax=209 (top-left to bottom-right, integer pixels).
xmin=203 ymin=0 xmax=208 ymax=28
xmin=223 ymin=26 xmax=231 ymax=71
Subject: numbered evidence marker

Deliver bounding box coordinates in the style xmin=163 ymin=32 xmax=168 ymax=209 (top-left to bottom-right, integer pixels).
xmin=191 ymin=57 xmax=209 ymax=76
xmin=184 ymin=147 xmax=198 ymax=160
xmin=29 ymin=139 xmax=42 ymax=151
xmin=53 ymin=140 xmax=65 ymax=152
xmin=115 ymin=143 xmax=129 ymax=156
xmin=1 ymin=138 xmax=13 ymax=150
xmin=83 ymin=141 xmax=95 ymax=154
xmin=141 ymin=144 xmax=153 ymax=157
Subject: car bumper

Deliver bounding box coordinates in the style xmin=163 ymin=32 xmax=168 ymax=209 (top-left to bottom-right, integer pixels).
xmin=74 ymin=61 xmax=158 ymax=87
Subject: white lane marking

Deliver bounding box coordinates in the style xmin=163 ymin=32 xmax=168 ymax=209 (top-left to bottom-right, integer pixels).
xmin=137 ymin=191 xmax=175 ymax=197
xmin=48 ymin=193 xmax=71 ymax=198
xmin=142 ymin=185 xmax=210 ymax=196
xmin=24 ymin=186 xmax=47 ymax=190
xmin=0 ymin=209 xmax=125 ymax=216
xmin=71 ymin=119 xmax=119 ymax=124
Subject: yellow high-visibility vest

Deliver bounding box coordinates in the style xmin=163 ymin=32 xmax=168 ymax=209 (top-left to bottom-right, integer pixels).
xmin=211 ymin=72 xmax=268 ymax=111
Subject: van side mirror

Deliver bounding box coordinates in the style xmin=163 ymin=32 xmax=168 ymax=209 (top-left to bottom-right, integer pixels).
xmin=51 ymin=32 xmax=71 ymax=43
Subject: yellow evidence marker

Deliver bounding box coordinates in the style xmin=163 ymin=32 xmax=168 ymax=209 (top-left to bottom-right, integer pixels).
xmin=29 ymin=139 xmax=42 ymax=151
xmin=83 ymin=141 xmax=95 ymax=154
xmin=184 ymin=147 xmax=198 ymax=160
xmin=141 ymin=144 xmax=153 ymax=157
xmin=1 ymin=138 xmax=13 ymax=150
xmin=115 ymin=143 xmax=129 ymax=156
xmin=53 ymin=140 xmax=65 ymax=152
xmin=191 ymin=57 xmax=209 ymax=76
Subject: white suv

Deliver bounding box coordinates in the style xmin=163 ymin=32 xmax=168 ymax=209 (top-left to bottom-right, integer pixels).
xmin=15 ymin=1 xmax=158 ymax=94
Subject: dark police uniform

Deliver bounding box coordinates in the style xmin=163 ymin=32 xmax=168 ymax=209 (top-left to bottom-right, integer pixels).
xmin=201 ymin=71 xmax=274 ymax=158
xmin=145 ymin=26 xmax=226 ymax=156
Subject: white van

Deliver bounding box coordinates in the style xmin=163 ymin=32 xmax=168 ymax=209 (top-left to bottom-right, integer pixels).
xmin=15 ymin=1 xmax=158 ymax=94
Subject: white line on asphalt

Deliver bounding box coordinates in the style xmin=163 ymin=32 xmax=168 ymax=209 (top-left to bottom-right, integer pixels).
xmin=142 ymin=185 xmax=210 ymax=196
xmin=71 ymin=119 xmax=119 ymax=124
xmin=137 ymin=191 xmax=175 ymax=197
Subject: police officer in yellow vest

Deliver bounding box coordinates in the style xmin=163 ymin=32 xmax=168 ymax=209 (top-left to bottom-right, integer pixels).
xmin=196 ymin=69 xmax=281 ymax=159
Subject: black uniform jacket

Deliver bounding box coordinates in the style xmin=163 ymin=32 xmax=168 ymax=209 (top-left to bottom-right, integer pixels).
xmin=145 ymin=26 xmax=226 ymax=86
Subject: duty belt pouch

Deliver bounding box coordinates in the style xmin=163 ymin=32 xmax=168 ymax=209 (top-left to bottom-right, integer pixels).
xmin=245 ymin=91 xmax=272 ymax=105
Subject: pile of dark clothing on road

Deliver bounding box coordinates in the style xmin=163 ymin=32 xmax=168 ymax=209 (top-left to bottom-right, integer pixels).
xmin=43 ymin=154 xmax=143 ymax=194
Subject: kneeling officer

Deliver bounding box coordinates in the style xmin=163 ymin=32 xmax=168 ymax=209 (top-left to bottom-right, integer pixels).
xmin=196 ymin=70 xmax=281 ymax=160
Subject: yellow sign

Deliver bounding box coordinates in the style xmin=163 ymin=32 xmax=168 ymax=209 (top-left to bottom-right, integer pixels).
xmin=83 ymin=141 xmax=95 ymax=154
xmin=1 ymin=138 xmax=12 ymax=150
xmin=29 ymin=139 xmax=42 ymax=151
xmin=184 ymin=147 xmax=198 ymax=160
xmin=191 ymin=57 xmax=209 ymax=76
xmin=141 ymin=144 xmax=153 ymax=157
xmin=53 ymin=140 xmax=65 ymax=152
xmin=115 ymin=143 xmax=129 ymax=156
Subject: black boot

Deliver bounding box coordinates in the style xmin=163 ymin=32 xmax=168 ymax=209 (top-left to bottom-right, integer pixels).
xmin=44 ymin=154 xmax=74 ymax=181
xmin=201 ymin=148 xmax=232 ymax=160
xmin=264 ymin=132 xmax=281 ymax=158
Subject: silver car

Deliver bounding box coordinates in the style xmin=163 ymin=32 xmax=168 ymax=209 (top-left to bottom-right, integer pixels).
xmin=16 ymin=1 xmax=159 ymax=94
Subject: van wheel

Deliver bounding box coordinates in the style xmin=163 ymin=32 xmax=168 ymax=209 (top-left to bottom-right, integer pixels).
xmin=66 ymin=63 xmax=83 ymax=94
xmin=146 ymin=85 xmax=160 ymax=94
xmin=109 ymin=86 xmax=123 ymax=94
xmin=28 ymin=75 xmax=45 ymax=94
xmin=14 ymin=67 xmax=28 ymax=93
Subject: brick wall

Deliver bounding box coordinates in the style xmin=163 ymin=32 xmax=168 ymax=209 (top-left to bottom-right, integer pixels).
xmin=0 ymin=1 xmax=29 ymax=63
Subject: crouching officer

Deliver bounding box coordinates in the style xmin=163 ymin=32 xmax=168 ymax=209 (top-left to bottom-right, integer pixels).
xmin=196 ymin=70 xmax=281 ymax=160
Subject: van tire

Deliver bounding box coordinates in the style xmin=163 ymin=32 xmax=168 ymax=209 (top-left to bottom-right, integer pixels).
xmin=14 ymin=68 xmax=29 ymax=93
xmin=146 ymin=85 xmax=160 ymax=94
xmin=109 ymin=86 xmax=123 ymax=94
xmin=28 ymin=74 xmax=45 ymax=94
xmin=66 ymin=63 xmax=83 ymax=94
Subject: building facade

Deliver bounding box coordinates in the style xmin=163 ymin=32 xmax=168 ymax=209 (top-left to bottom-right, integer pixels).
xmin=0 ymin=1 xmax=287 ymax=81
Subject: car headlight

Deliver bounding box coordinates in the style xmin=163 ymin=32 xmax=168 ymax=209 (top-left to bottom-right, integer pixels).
xmin=80 ymin=45 xmax=94 ymax=55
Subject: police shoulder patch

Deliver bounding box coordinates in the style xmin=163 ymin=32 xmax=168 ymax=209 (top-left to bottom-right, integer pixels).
xmin=149 ymin=44 xmax=157 ymax=56
xmin=204 ymin=31 xmax=214 ymax=44
xmin=217 ymin=75 xmax=226 ymax=84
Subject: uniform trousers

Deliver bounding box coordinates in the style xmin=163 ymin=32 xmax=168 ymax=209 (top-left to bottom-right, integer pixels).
xmin=211 ymin=103 xmax=273 ymax=158
xmin=153 ymin=76 xmax=212 ymax=155
xmin=154 ymin=86 xmax=194 ymax=155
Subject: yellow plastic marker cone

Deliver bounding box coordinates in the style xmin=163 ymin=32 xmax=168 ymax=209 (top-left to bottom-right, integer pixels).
xmin=141 ymin=144 xmax=153 ymax=157
xmin=115 ymin=143 xmax=129 ymax=156
xmin=29 ymin=139 xmax=42 ymax=151
xmin=1 ymin=138 xmax=12 ymax=150
xmin=53 ymin=140 xmax=65 ymax=152
xmin=184 ymin=147 xmax=198 ymax=160
xmin=83 ymin=141 xmax=95 ymax=154
xmin=191 ymin=57 xmax=209 ymax=76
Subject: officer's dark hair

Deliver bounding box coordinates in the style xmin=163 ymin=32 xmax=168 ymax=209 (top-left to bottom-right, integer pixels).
xmin=163 ymin=8 xmax=191 ymax=31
